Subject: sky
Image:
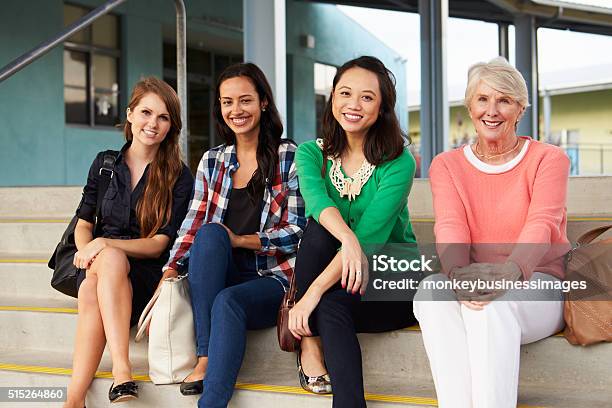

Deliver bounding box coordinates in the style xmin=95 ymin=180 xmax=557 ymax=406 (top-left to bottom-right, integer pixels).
xmin=555 ymin=0 xmax=612 ymax=8
xmin=337 ymin=3 xmax=612 ymax=105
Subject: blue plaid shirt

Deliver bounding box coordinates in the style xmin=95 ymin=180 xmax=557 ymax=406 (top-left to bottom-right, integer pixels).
xmin=165 ymin=141 xmax=306 ymax=286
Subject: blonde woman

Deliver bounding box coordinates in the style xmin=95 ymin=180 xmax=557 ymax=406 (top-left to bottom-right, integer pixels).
xmin=414 ymin=57 xmax=570 ymax=408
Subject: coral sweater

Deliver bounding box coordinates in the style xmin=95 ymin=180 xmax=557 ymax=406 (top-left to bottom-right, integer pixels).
xmin=429 ymin=137 xmax=571 ymax=280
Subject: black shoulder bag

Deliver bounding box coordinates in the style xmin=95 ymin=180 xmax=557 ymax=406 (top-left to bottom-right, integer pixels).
xmin=48 ymin=151 xmax=118 ymax=298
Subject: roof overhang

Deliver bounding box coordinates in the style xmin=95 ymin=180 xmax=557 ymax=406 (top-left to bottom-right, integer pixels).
xmin=302 ymin=0 xmax=612 ymax=36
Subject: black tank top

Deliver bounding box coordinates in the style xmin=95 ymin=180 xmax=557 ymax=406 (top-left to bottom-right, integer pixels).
xmin=223 ymin=185 xmax=264 ymax=272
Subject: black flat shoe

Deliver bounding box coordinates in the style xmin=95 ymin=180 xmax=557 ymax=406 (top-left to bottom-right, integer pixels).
xmin=297 ymin=349 xmax=332 ymax=394
xmin=180 ymin=376 xmax=204 ymax=396
xmin=108 ymin=381 xmax=138 ymax=403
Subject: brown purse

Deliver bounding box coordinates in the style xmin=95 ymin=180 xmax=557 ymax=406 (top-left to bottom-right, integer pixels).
xmin=563 ymin=225 xmax=612 ymax=346
xmin=277 ymin=271 xmax=299 ymax=352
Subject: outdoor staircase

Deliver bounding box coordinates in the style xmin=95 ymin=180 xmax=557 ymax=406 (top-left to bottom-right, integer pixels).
xmin=0 ymin=179 xmax=611 ymax=407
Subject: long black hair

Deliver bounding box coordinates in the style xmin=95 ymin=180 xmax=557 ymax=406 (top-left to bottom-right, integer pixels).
xmin=321 ymin=56 xmax=408 ymax=172
xmin=214 ymin=62 xmax=286 ymax=200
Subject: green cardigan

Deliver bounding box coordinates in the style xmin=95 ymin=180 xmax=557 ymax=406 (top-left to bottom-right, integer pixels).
xmin=295 ymin=140 xmax=417 ymax=246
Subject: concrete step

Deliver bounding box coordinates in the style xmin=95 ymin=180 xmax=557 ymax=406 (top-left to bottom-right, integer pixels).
xmin=1 ymin=177 xmax=611 ymax=219
xmin=0 ymin=220 xmax=66 ymax=255
xmin=1 ymin=347 xmax=611 ymax=408
xmin=0 ymin=178 xmax=610 ymax=255
xmin=0 ymin=187 xmax=82 ymax=218
xmin=1 ymin=297 xmax=611 ymax=397
xmin=0 ymin=261 xmax=69 ymax=302
xmin=0 ymin=349 xmax=437 ymax=408
xmin=1 ymin=217 xmax=611 ymax=261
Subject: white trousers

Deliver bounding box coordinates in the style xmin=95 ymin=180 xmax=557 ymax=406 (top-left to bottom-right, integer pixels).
xmin=413 ymin=273 xmax=565 ymax=408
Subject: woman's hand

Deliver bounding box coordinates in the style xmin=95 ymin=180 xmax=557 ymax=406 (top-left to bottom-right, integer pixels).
xmin=339 ymin=232 xmax=368 ymax=295
xmin=460 ymin=300 xmax=489 ymax=311
xmin=216 ymin=223 xmax=240 ymax=247
xmin=491 ymin=261 xmax=523 ymax=281
xmin=156 ymin=268 xmax=179 ymax=293
xmin=453 ymin=262 xmax=522 ymax=302
xmin=288 ymin=291 xmax=322 ymax=340
xmin=73 ymin=238 xmax=107 ymax=269
xmin=452 ymin=264 xmax=486 ymax=302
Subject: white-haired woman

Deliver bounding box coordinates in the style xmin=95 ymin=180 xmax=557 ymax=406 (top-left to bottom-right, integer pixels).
xmin=413 ymin=57 xmax=571 ymax=408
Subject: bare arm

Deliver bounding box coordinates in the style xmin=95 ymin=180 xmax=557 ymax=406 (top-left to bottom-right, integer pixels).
xmin=74 ymin=219 xmax=94 ymax=250
xmin=73 ymin=218 xmax=170 ymax=269
xmin=234 ymin=234 xmax=262 ymax=251
xmin=318 ymin=207 xmax=354 ymax=243
xmin=288 ymin=253 xmax=343 ymax=339
xmin=304 ymin=251 xmax=343 ymax=298
xmin=288 ymin=212 xmax=369 ymax=339
xmin=100 ymin=235 xmax=170 ymax=259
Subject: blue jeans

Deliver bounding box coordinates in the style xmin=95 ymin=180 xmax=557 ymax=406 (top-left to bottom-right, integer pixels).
xmin=188 ymin=223 xmax=285 ymax=408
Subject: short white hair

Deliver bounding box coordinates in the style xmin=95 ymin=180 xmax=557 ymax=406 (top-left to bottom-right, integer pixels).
xmin=464 ymin=57 xmax=530 ymax=109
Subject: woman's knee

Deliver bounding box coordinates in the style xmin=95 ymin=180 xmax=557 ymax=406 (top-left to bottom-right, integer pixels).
xmin=299 ymin=219 xmax=340 ymax=255
xmin=194 ymin=223 xmax=230 ymax=249
xmin=92 ymin=247 xmax=130 ymax=281
xmin=413 ymin=274 xmax=457 ymax=321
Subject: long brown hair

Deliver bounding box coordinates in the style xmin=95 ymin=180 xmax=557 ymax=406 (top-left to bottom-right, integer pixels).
xmin=321 ymin=56 xmax=408 ymax=175
xmin=123 ymin=77 xmax=183 ymax=238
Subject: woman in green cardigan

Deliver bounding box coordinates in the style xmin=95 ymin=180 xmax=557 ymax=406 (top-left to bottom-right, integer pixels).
xmin=288 ymin=56 xmax=418 ymax=407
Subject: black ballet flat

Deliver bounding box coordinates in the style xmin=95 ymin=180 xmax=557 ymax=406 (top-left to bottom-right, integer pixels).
xmin=108 ymin=381 xmax=138 ymax=403
xmin=180 ymin=376 xmax=204 ymax=396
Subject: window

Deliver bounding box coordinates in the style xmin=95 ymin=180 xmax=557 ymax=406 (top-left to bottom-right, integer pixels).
xmin=314 ymin=62 xmax=336 ymax=137
xmin=63 ymin=4 xmax=120 ymax=126
xmin=163 ymin=43 xmax=242 ymax=172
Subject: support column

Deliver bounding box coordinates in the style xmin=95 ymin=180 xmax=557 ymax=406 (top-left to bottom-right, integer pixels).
xmin=243 ymin=0 xmax=287 ymax=129
xmin=514 ymin=14 xmax=539 ymax=139
xmin=286 ymin=54 xmax=316 ymax=144
xmin=498 ymin=22 xmax=509 ymax=60
xmin=419 ymin=0 xmax=449 ymax=177
xmin=542 ymin=90 xmax=551 ymax=143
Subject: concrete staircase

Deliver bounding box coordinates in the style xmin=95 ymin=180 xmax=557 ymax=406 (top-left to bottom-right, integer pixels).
xmin=1 ymin=179 xmax=611 ymax=407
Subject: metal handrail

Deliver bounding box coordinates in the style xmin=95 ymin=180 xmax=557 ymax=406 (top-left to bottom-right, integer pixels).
xmin=0 ymin=0 xmax=189 ymax=160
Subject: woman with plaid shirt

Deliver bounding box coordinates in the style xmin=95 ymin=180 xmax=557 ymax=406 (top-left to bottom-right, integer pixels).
xmin=162 ymin=63 xmax=306 ymax=407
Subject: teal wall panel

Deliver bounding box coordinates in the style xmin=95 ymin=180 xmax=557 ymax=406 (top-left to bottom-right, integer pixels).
xmin=123 ymin=14 xmax=163 ymax=94
xmin=0 ymin=0 xmax=65 ymax=186
xmin=287 ymin=54 xmax=316 ymax=144
xmin=64 ymin=126 xmax=124 ymax=185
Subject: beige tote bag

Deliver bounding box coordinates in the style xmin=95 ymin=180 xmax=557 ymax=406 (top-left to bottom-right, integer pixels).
xmin=135 ymin=274 xmax=197 ymax=384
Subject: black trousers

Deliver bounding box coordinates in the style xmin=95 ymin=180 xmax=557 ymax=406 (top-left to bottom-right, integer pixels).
xmin=295 ymin=218 xmax=416 ymax=408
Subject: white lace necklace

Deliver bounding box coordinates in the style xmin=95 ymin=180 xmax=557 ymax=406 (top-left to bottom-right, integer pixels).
xmin=316 ymin=138 xmax=375 ymax=201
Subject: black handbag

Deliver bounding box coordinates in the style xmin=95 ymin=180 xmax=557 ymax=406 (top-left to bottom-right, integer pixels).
xmin=48 ymin=151 xmax=118 ymax=298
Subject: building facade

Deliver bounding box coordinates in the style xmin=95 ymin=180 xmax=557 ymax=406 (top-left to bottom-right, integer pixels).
xmin=0 ymin=0 xmax=407 ymax=186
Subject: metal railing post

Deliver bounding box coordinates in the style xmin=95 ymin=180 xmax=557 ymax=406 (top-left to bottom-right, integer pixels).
xmin=174 ymin=0 xmax=189 ymax=162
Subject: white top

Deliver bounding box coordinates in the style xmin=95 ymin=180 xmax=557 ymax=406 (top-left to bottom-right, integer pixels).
xmin=463 ymin=139 xmax=530 ymax=174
